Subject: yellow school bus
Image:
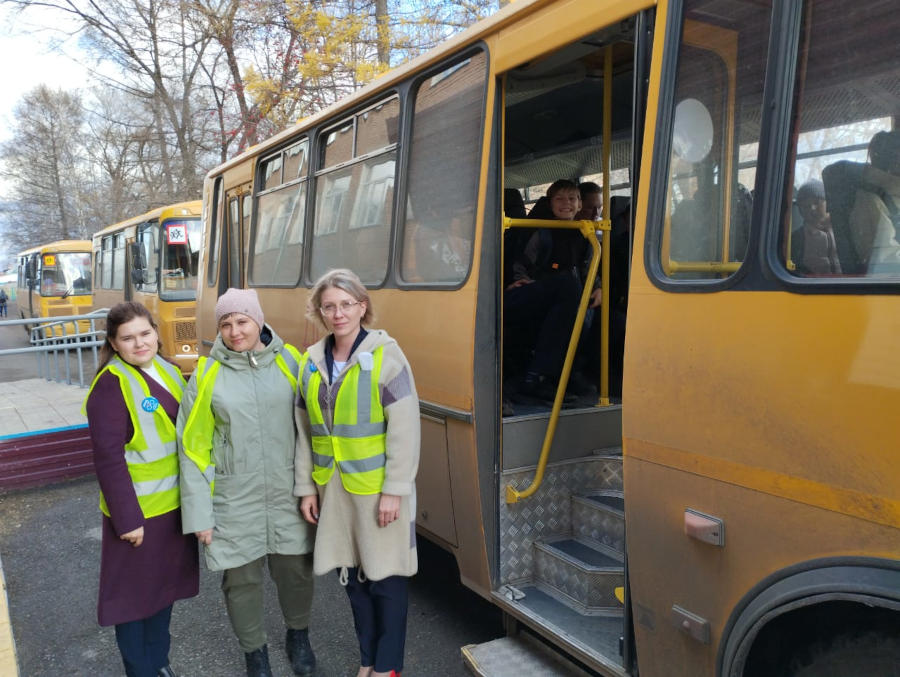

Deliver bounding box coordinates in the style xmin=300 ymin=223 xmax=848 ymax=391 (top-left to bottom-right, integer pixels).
xmin=16 ymin=240 xmax=93 ymax=332
xmin=196 ymin=0 xmax=900 ymax=674
xmin=92 ymin=201 xmax=202 ymax=373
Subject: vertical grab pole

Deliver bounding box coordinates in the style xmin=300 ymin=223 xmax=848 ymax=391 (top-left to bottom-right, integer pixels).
xmin=599 ymin=44 xmax=613 ymax=406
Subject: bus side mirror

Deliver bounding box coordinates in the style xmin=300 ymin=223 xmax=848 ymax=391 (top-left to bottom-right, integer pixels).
xmin=129 ymin=242 xmax=146 ymax=285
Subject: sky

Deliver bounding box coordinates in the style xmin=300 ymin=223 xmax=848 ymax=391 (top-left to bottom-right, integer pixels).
xmin=0 ymin=4 xmax=89 ymax=144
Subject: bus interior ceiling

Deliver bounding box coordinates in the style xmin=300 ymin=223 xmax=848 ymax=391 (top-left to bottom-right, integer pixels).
xmin=504 ymin=27 xmax=635 ymax=189
xmin=494 ymin=24 xmax=633 ymax=675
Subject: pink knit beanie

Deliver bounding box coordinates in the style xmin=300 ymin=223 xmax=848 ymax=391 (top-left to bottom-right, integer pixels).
xmin=215 ymin=288 xmax=264 ymax=329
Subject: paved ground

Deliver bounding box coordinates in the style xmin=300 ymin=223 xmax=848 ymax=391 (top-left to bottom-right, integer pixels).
xmin=0 ymin=475 xmax=503 ymax=677
xmin=0 ymin=303 xmax=97 ymax=438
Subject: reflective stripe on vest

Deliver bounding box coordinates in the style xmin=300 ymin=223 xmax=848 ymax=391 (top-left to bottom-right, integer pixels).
xmin=303 ymin=346 xmax=387 ymax=495
xmin=180 ymin=355 xmax=220 ymax=493
xmin=87 ymin=355 xmax=185 ymax=519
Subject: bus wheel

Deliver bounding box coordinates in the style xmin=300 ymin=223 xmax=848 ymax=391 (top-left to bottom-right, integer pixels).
xmin=788 ymin=629 xmax=900 ymax=677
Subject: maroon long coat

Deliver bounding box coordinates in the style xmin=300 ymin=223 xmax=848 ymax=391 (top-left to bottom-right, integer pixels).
xmin=86 ymin=368 xmax=199 ymax=626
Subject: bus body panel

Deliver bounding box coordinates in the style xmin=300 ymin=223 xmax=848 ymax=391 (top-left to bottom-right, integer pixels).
xmin=623 ymin=0 xmax=900 ymax=671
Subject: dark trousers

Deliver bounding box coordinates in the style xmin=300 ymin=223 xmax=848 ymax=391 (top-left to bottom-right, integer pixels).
xmin=504 ymin=271 xmax=580 ymax=379
xmin=582 ymin=305 xmax=626 ymax=397
xmin=114 ymin=604 xmax=172 ymax=677
xmin=343 ymin=568 xmax=408 ymax=673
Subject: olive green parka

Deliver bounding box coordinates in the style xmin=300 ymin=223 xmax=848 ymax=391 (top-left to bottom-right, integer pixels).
xmin=177 ymin=328 xmax=313 ymax=571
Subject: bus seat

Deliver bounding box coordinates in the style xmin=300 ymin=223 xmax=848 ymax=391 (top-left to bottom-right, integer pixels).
xmin=504 ymin=189 xmax=527 ymax=219
xmin=822 ymin=160 xmax=865 ymax=274
xmin=528 ymin=196 xmax=554 ymax=220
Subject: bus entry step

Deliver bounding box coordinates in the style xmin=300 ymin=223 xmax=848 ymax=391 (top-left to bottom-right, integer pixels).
xmin=461 ymin=634 xmax=594 ymax=677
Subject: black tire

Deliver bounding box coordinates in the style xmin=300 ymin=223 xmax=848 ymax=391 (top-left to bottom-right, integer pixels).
xmin=789 ymin=629 xmax=900 ymax=677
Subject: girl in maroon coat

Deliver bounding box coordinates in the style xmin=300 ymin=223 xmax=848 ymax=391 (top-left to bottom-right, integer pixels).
xmin=85 ymin=302 xmax=198 ymax=677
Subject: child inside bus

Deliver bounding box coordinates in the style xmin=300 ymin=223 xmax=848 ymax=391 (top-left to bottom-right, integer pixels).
xmin=505 ymin=179 xmax=596 ymax=404
xmin=795 ymin=179 xmax=842 ymax=275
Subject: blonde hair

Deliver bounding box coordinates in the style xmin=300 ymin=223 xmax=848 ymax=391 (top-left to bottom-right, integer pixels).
xmin=306 ymin=268 xmax=374 ymax=329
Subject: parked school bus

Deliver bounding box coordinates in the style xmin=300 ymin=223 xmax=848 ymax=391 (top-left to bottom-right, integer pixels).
xmin=92 ymin=201 xmax=202 ymax=373
xmin=196 ymin=0 xmax=900 ymax=674
xmin=15 ymin=240 xmax=93 ymax=334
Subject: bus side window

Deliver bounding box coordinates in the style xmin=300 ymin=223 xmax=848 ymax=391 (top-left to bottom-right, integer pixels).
xmin=780 ymin=1 xmax=900 ymax=280
xmin=310 ymin=99 xmax=400 ymax=285
xmin=656 ymin=11 xmax=770 ymax=282
xmin=207 ymin=177 xmax=224 ymax=287
xmin=250 ymin=139 xmax=308 ymax=287
xmin=101 ymin=236 xmax=114 ymax=289
xmin=400 ymin=52 xmax=487 ymax=285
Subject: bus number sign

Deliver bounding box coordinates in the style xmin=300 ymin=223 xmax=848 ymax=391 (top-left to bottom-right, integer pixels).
xmin=166 ymin=223 xmax=188 ymax=245
xmin=43 ymin=254 xmax=56 ymax=266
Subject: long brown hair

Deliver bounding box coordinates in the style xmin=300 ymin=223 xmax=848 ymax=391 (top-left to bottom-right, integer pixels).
xmin=97 ymin=302 xmax=163 ymax=372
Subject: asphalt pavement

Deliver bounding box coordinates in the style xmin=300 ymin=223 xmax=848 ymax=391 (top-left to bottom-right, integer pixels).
xmin=0 ymin=476 xmax=503 ymax=676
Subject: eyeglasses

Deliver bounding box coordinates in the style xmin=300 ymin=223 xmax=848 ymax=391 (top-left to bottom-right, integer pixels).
xmin=319 ymin=300 xmax=360 ymax=317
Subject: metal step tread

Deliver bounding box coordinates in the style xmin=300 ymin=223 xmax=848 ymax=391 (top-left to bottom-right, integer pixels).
xmin=536 ymin=537 xmax=623 ymax=571
xmin=574 ymin=491 xmax=625 ymax=514
xmin=461 ymin=634 xmax=594 ymax=677
xmin=491 ymin=585 xmax=625 ymax=676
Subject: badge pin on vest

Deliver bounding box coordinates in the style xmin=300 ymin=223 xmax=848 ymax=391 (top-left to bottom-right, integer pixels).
xmin=141 ymin=396 xmax=160 ymax=412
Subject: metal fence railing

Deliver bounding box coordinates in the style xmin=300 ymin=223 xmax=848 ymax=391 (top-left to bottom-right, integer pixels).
xmin=0 ymin=310 xmax=108 ymax=387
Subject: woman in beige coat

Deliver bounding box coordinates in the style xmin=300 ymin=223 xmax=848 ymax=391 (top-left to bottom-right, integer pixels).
xmin=295 ymin=269 xmax=420 ymax=677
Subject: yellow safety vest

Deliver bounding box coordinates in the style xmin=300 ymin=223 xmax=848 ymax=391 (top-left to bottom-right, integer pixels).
xmin=84 ymin=355 xmax=186 ymax=518
xmin=180 ymin=344 xmax=302 ymax=491
xmin=301 ymin=346 xmax=387 ymax=495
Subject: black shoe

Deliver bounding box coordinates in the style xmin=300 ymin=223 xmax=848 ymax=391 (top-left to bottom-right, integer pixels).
xmin=245 ymin=645 xmax=273 ymax=677
xmin=158 ymin=667 xmax=178 ymax=677
xmin=286 ymin=627 xmax=316 ymax=676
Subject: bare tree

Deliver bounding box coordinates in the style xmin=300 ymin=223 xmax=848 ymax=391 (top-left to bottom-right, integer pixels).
xmin=4 ymin=0 xmax=215 ymax=202
xmin=0 ymin=86 xmax=87 ymax=250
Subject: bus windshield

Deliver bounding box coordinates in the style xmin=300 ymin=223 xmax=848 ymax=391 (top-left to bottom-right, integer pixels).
xmin=40 ymin=252 xmax=92 ymax=297
xmin=159 ymin=218 xmax=202 ymax=301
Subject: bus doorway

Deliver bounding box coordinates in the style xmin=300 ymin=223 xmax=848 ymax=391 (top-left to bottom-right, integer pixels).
xmin=481 ymin=15 xmax=649 ymax=675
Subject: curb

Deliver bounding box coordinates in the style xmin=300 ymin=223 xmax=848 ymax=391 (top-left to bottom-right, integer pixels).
xmin=0 ymin=553 xmax=19 ymax=676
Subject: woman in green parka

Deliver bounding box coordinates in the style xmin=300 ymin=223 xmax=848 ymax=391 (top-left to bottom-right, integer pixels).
xmin=177 ymin=288 xmax=316 ymax=677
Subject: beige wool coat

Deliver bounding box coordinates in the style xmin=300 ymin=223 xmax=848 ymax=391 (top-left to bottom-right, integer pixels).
xmin=294 ymin=329 xmax=420 ymax=580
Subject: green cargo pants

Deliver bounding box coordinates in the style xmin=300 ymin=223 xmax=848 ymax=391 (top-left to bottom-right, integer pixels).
xmin=221 ymin=553 xmax=314 ymax=653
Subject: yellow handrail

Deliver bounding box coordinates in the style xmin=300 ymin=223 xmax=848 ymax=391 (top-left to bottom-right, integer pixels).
xmin=666 ymin=260 xmax=741 ymax=273
xmin=503 ymin=216 xmax=611 ymax=504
